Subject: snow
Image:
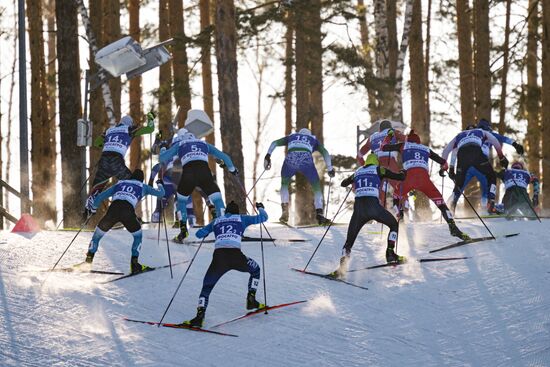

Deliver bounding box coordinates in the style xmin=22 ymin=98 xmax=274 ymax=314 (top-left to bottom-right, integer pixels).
xmin=0 ymin=219 xmax=549 ymax=366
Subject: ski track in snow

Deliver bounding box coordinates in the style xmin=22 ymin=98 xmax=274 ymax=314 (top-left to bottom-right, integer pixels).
xmin=0 ymin=219 xmax=549 ymax=366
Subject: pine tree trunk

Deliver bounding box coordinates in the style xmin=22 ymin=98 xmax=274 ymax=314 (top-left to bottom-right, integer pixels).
xmin=215 ymin=0 xmax=246 ymax=211
xmin=56 ymin=0 xmax=82 ymax=227
xmin=129 ymin=0 xmax=142 ymax=172
xmin=6 ymin=0 xmax=17 ymax=213
xmin=456 ymin=0 xmax=475 ymax=129
xmin=159 ymin=0 xmax=172 ymax=139
xmin=386 ymin=0 xmax=398 ymax=82
xmin=474 ymin=0 xmax=491 ymax=122
xmin=46 ymin=0 xmax=56 ymax=137
xmin=357 ymin=0 xmax=377 ymax=118
xmin=424 ymin=0 xmax=432 ymax=127
xmin=526 ymin=0 xmax=541 ymax=176
xmin=541 ymin=0 xmax=550 ymax=209
xmin=284 ymin=11 xmax=294 ymax=156
xmin=392 ymin=0 xmax=414 ymax=122
xmin=374 ymin=0 xmax=392 ymax=118
xmin=104 ymin=0 xmax=121 ymax=121
xmin=200 ymin=0 xmax=216 ymax=175
xmin=28 ymin=0 xmax=57 ymax=224
xmin=497 ymin=0 xmax=511 ymax=136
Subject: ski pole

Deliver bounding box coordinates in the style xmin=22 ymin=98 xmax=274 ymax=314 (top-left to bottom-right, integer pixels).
xmin=440 ymin=175 xmax=444 ymax=224
xmin=325 ymin=176 xmax=332 ymax=218
xmin=158 ymin=236 xmax=206 ymax=326
xmin=259 ymin=214 xmax=268 ymax=313
xmin=246 ymin=169 xmax=266 ymax=197
xmin=302 ymin=187 xmax=352 ymax=272
xmin=231 ymin=174 xmax=277 ymax=246
xmin=449 ymin=175 xmax=495 ymax=239
xmin=160 ymin=197 xmax=174 ymax=279
xmin=50 ymin=214 xmax=93 ymax=272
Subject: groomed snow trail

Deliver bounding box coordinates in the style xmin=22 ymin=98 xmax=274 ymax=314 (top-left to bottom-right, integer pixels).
xmin=0 ymin=219 xmax=549 ymax=366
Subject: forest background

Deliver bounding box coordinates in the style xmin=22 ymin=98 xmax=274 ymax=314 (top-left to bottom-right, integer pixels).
xmin=0 ymin=0 xmax=548 ymax=228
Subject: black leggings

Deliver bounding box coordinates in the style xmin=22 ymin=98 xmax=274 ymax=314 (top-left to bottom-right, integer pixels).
xmin=344 ymin=196 xmax=398 ymax=252
xmin=98 ymin=200 xmax=141 ymax=233
xmin=503 ymin=186 xmax=533 ymax=217
xmin=177 ymin=160 xmax=220 ymax=196
xmin=454 ymin=145 xmax=496 ymax=200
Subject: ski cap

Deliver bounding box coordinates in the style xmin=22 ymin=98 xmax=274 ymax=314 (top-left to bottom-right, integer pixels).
xmin=477 ymin=118 xmax=492 ymax=131
xmin=364 ymin=153 xmax=379 ymax=167
xmin=511 ymin=161 xmax=524 ymax=170
xmin=298 ymin=128 xmax=311 ymax=135
xmin=407 ymin=130 xmax=421 ymax=144
xmin=120 ymin=115 xmax=133 ymax=127
xmin=226 ymin=200 xmax=239 ymax=214
xmin=379 ymin=119 xmax=392 ymax=131
xmin=131 ymin=169 xmax=144 ymax=182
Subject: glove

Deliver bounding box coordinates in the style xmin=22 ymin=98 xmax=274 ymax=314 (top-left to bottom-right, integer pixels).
xmin=387 ymin=128 xmax=395 ymax=138
xmin=148 ymin=179 xmax=154 ymax=186
xmin=399 ymin=169 xmax=407 ymax=179
xmin=156 ymin=178 xmax=164 ymax=186
xmin=512 ymin=142 xmax=524 ymax=155
xmin=264 ymin=154 xmax=272 ymax=170
xmin=89 ymin=205 xmax=97 ymax=215
xmin=255 ymin=202 xmax=265 ymax=209
xmin=499 ymin=156 xmax=509 ymax=169
xmin=160 ymin=146 xmax=167 ymax=154
xmin=216 ymin=158 xmax=226 ymax=169
xmin=532 ymin=194 xmax=539 ymax=208
xmin=147 ymin=111 xmax=156 ymax=122
xmin=449 ymin=166 xmax=456 ymax=180
xmin=328 ymin=168 xmax=335 ymax=178
xmin=438 ymin=169 xmax=446 ymax=178
xmin=230 ymin=167 xmax=239 ymax=176
xmin=155 ymin=132 xmax=162 ymax=141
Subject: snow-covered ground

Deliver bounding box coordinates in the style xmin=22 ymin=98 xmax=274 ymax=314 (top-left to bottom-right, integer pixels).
xmin=0 ymin=218 xmax=549 ymax=366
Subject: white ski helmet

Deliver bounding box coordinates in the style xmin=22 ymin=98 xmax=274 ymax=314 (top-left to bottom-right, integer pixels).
xmin=298 ymin=128 xmax=311 ymax=135
xmin=177 ymin=128 xmax=188 ymax=139
xmin=120 ymin=115 xmax=133 ymax=127
xmin=182 ymin=132 xmax=196 ymax=141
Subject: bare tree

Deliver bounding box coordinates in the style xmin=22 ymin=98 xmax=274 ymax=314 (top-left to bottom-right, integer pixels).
xmin=392 ymin=0 xmax=414 ymax=122
xmin=215 ymin=0 xmax=246 ymax=210
xmin=129 ymin=0 xmax=142 ymax=171
xmin=542 ymin=0 xmax=550 ymax=209
xmin=474 ymin=0 xmax=491 ymax=122
xmin=526 ymin=0 xmax=541 ymax=176
xmin=497 ymin=0 xmax=512 ymax=135
xmin=200 ymin=0 xmax=216 ymax=174
xmin=104 ymin=0 xmax=121 ymax=120
xmin=56 ymin=0 xmax=82 ymax=227
xmin=158 ymin=0 xmax=172 ymax=138
xmin=357 ymin=0 xmax=377 ymax=117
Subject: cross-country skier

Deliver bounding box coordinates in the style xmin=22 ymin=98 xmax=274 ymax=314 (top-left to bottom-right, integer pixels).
xmin=495 ymin=161 xmax=540 ymax=218
xmin=331 ymin=153 xmax=406 ymax=278
xmin=159 ymin=132 xmax=237 ymax=242
xmin=182 ymin=201 xmax=268 ymax=327
xmin=263 ymin=128 xmax=335 ymax=225
xmin=84 ymin=113 xmax=155 ymax=217
xmin=440 ymin=125 xmax=509 ymax=214
xmin=447 ymin=119 xmax=524 ymax=211
xmin=356 ymin=119 xmax=407 ymax=213
xmin=381 ymin=130 xmax=470 ymax=239
xmin=84 ymin=169 xmax=165 ymax=273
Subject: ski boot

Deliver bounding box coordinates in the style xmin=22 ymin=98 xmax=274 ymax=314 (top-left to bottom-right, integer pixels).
xmin=279 ymin=203 xmax=289 ymax=223
xmin=173 ymin=221 xmax=189 ymax=243
xmin=487 ymin=200 xmax=503 ymax=215
xmin=246 ymin=290 xmax=265 ymax=310
xmin=130 ymin=256 xmax=153 ymax=274
xmin=329 ymin=250 xmax=350 ymax=278
xmin=316 ymin=209 xmax=331 ymax=226
xmin=448 ymin=220 xmax=470 ymax=240
xmin=385 ymin=247 xmax=406 ymax=264
xmin=183 ymin=307 xmax=206 ymax=328
xmin=85 ymin=251 xmax=95 ymax=264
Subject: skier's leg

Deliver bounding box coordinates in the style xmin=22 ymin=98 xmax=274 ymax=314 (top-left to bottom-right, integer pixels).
xmin=472 ymin=168 xmax=489 ymax=208
xmin=197 ymin=250 xmax=231 ymax=311
xmin=231 ymin=250 xmax=262 ymax=308
xmin=87 ymin=203 xmax=120 ymax=259
xmin=372 ymin=206 xmax=401 ymax=262
xmin=342 ymin=200 xmax=369 ymax=255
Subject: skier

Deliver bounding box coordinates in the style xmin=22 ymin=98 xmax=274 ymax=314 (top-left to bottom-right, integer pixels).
xmin=183 ymin=201 xmax=268 ymax=327
xmin=159 ymin=131 xmax=238 ymax=242
xmin=356 ymin=119 xmax=407 ymax=215
xmin=84 ymin=169 xmax=165 ymax=273
xmin=84 ymin=113 xmax=155 ymax=217
xmin=495 ymin=161 xmax=540 ymax=218
xmin=447 ymin=119 xmax=524 ymax=211
xmin=263 ymin=128 xmax=335 ymax=225
xmin=331 ymin=153 xmax=406 ymax=278
xmin=440 ymin=125 xmax=509 ymax=214
xmin=381 ymin=130 xmax=469 ymax=239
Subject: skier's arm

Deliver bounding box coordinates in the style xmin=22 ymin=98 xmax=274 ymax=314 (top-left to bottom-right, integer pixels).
xmin=92 ymin=185 xmax=117 ymax=208
xmin=196 ymin=222 xmax=214 ymax=238
xmin=315 ymin=143 xmax=333 ymax=171
xmin=483 ymin=131 xmax=504 ymax=158
xmin=428 ymin=149 xmax=446 ymax=165
xmin=378 ymin=166 xmax=406 ymax=181
xmin=341 ymin=174 xmax=355 ymax=187
xmin=266 ymin=137 xmax=288 ymax=155
xmin=495 ymin=170 xmax=505 ymax=180
xmin=130 ymin=112 xmax=155 ymax=138
xmin=449 ymin=148 xmax=458 ymax=168
xmin=207 ymin=143 xmax=236 ymax=171
xmin=441 ymin=136 xmax=457 ymax=161
xmin=148 ymin=163 xmax=162 ymax=186
xmin=159 ymin=143 xmax=179 ymax=164
xmin=143 ymin=184 xmax=166 ymax=198
xmin=531 ymin=176 xmax=540 ymax=194
xmin=241 ymin=208 xmax=269 ymax=228
xmin=356 ymin=140 xmax=371 ymax=165
xmin=491 ymin=131 xmax=514 ymax=145
xmin=93 ymin=131 xmax=107 ymax=148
